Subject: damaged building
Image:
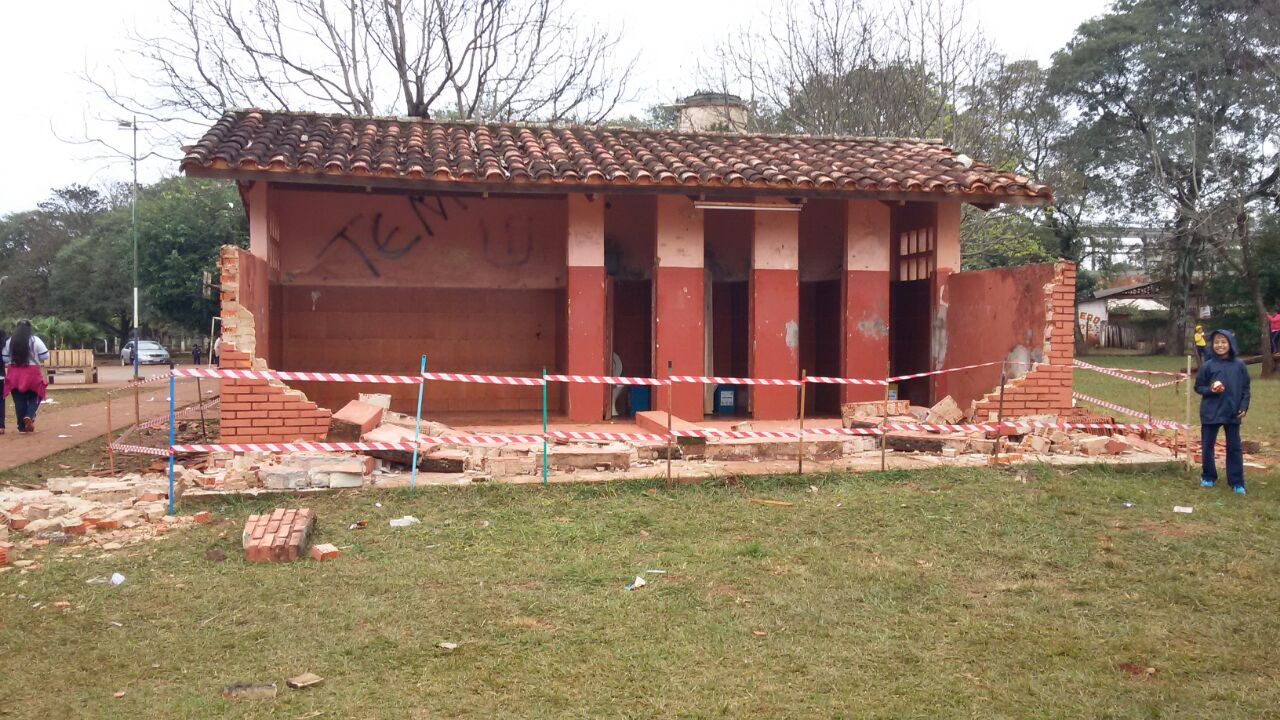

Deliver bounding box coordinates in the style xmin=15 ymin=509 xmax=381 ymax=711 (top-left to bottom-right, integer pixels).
xmin=182 ymin=109 xmax=1075 ymax=444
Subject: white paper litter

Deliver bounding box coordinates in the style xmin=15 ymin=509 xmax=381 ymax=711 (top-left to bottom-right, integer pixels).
xmin=1173 ymin=506 xmax=1194 ymax=514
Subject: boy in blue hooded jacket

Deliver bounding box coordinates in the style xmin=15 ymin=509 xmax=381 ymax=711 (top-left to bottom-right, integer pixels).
xmin=1194 ymin=329 xmax=1251 ymax=493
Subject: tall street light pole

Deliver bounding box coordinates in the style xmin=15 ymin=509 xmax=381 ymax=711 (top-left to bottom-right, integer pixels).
xmin=119 ymin=118 xmax=140 ymax=379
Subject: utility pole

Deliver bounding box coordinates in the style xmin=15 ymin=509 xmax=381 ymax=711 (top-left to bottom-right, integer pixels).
xmin=119 ymin=118 xmax=140 ymax=379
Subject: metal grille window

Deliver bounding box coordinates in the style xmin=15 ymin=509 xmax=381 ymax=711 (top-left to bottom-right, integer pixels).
xmin=897 ymin=227 xmax=936 ymax=281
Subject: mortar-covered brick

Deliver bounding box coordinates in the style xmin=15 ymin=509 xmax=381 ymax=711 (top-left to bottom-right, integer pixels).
xmin=972 ymin=261 xmax=1076 ymax=419
xmin=217 ymin=246 xmax=331 ymax=443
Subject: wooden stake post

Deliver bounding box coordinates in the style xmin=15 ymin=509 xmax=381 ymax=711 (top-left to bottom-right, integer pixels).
xmin=797 ymin=370 xmax=807 ymax=475
xmin=1185 ymin=355 xmax=1194 ymax=471
xmin=105 ymin=395 xmax=116 ymax=477
xmin=665 ymin=360 xmax=673 ymax=486
xmin=992 ymin=361 xmax=1007 ymax=458
xmin=880 ymin=361 xmax=890 ymax=472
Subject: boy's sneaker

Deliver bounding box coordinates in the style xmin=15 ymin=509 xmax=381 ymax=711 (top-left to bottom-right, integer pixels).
xmin=1200 ymin=479 xmax=1215 ymax=488
xmin=1232 ymin=486 xmax=1246 ymax=495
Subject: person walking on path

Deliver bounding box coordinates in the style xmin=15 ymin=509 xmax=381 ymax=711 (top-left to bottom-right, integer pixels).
xmin=2 ymin=320 xmax=50 ymax=433
xmin=0 ymin=328 xmax=7 ymax=435
xmin=1195 ymin=329 xmax=1251 ymax=494
xmin=1268 ymin=308 xmax=1280 ymax=355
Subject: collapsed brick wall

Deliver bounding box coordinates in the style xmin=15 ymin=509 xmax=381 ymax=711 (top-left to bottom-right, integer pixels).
xmin=219 ymin=246 xmax=331 ymax=443
xmin=970 ymin=261 xmax=1076 ymax=419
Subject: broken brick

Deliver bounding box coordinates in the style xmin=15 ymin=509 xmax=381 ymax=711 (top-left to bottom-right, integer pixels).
xmin=309 ymin=543 xmax=339 ymax=561
xmin=193 ymin=511 xmax=213 ymax=524
xmin=243 ymin=508 xmax=315 ymax=563
xmin=327 ymin=400 xmax=384 ymax=442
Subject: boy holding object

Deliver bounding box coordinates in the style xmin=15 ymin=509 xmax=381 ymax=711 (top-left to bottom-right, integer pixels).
xmin=1194 ymin=329 xmax=1250 ymax=493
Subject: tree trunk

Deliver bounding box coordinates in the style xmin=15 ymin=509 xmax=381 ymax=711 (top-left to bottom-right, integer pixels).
xmin=1236 ymin=213 xmax=1277 ymax=379
xmin=1163 ymin=224 xmax=1196 ymax=355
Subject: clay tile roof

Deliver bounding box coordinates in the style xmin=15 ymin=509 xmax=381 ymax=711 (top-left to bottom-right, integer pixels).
xmin=181 ymin=109 xmax=1053 ymax=203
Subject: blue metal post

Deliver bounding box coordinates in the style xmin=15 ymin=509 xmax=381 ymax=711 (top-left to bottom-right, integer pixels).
xmin=541 ymin=367 xmax=548 ymax=486
xmin=409 ymin=355 xmax=426 ymax=494
xmin=167 ymin=373 xmax=176 ymax=515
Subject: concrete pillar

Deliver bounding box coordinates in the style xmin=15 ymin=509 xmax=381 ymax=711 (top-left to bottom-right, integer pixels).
xmin=932 ymin=200 xmax=962 ymax=401
xmin=565 ymin=194 xmax=607 ymax=421
xmin=750 ymin=210 xmax=800 ymax=419
xmin=840 ymin=201 xmax=892 ymax=403
xmin=245 ymin=182 xmax=272 ymax=259
xmin=653 ymin=195 xmax=704 ymax=419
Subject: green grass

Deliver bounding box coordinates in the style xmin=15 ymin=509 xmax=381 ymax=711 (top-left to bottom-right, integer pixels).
xmin=3 ymin=465 xmax=1279 ymax=718
xmin=1074 ymin=354 xmax=1280 ymax=446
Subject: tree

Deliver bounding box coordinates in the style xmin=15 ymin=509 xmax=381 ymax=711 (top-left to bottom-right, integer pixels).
xmin=49 ymin=214 xmax=135 ymax=345
xmin=0 ymin=185 xmax=110 ymax=320
xmin=136 ymin=178 xmax=248 ymax=332
xmin=1050 ymin=0 xmax=1280 ymax=374
xmin=94 ymin=0 xmax=631 ymax=136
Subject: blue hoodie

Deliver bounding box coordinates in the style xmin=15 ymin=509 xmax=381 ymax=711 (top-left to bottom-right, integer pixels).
xmin=1194 ymin=329 xmax=1251 ymax=425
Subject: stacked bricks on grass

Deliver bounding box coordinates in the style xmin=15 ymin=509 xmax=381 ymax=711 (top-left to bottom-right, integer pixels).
xmin=243 ymin=508 xmax=316 ymax=563
xmin=971 ymin=262 xmax=1076 ymax=419
xmin=0 ymin=541 xmax=14 ymax=566
xmin=218 ymin=247 xmax=331 ymax=444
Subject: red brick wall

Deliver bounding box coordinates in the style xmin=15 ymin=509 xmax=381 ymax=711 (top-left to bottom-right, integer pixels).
xmin=219 ymin=246 xmax=332 ymax=443
xmin=970 ymin=261 xmax=1076 ymax=419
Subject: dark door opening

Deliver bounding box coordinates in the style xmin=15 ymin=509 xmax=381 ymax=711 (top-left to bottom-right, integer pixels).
xmin=608 ymin=278 xmax=651 ymax=416
xmin=711 ymin=280 xmax=749 ymax=415
xmin=800 ymin=280 xmax=841 ymax=415
xmin=890 ymin=280 xmax=932 ymax=406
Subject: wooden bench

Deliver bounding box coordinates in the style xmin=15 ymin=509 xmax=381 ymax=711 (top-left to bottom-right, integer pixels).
xmin=45 ymin=349 xmax=98 ymax=385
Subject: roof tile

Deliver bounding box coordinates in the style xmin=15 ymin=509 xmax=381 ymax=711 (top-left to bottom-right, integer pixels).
xmin=181 ymin=109 xmax=1053 ymax=201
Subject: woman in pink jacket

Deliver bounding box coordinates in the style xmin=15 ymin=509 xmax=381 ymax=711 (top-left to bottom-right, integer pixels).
xmin=2 ymin=319 xmax=50 ymax=433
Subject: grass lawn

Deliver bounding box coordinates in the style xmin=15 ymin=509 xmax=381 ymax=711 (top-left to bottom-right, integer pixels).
xmin=2 ymin=465 xmax=1278 ymax=718
xmin=1074 ymin=354 xmax=1279 ymax=446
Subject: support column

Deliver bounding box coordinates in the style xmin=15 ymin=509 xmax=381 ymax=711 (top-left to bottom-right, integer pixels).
xmin=750 ymin=210 xmax=800 ymax=419
xmin=932 ymin=200 xmax=962 ymax=401
xmin=565 ymin=194 xmax=607 ymax=421
xmin=653 ymin=195 xmax=704 ymax=419
xmin=245 ymin=181 xmax=272 ymax=259
xmin=840 ymin=201 xmax=892 ymax=403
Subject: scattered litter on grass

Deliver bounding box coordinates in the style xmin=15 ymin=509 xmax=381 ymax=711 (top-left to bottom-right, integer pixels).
xmin=1173 ymin=506 xmax=1194 ymax=514
xmin=808 ymin=485 xmax=819 ymax=494
xmin=110 ymin=572 xmax=126 ymax=585
xmin=286 ymin=672 xmax=324 ymax=690
xmin=113 ymin=691 xmax=126 ymax=698
xmin=750 ymin=499 xmax=794 ymax=508
xmin=424 ymin=544 xmax=441 ymax=550
xmin=625 ymin=576 xmax=647 ymax=591
xmin=555 ymin=517 xmax=573 ymax=523
xmin=645 ymin=569 xmax=666 ymax=575
xmin=347 ymin=520 xmax=367 ymax=530
xmin=374 ymin=502 xmax=382 ymax=508
xmin=222 ymin=682 xmax=278 ymax=700
xmin=87 ymin=576 xmax=108 ymax=585
xmin=437 ymin=642 xmax=459 ymax=650
xmin=53 ymin=600 xmax=71 ymax=609
xmin=751 ymin=630 xmax=767 ymax=637
xmin=1122 ymin=501 xmax=1135 ymax=508
xmin=389 ymin=516 xmax=420 ymax=528
xmin=109 ymin=621 xmax=123 ymax=627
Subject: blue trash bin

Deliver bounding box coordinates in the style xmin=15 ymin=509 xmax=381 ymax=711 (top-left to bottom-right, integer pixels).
xmin=627 ymin=386 xmax=651 ymax=415
xmin=714 ymin=385 xmax=738 ymax=415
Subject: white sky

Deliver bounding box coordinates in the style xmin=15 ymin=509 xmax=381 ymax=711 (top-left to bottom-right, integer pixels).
xmin=0 ymin=0 xmax=1111 ymax=216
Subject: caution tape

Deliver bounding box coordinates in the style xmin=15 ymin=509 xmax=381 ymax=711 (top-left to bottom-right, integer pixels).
xmin=544 ymin=374 xmax=667 ymax=386
xmin=547 ymin=430 xmax=671 ymax=443
xmin=137 ymin=397 xmax=222 ymax=429
xmin=886 ymin=360 xmax=1005 ymax=383
xmin=107 ymin=371 xmax=175 ymax=396
xmin=174 ymin=367 xmax=424 ymax=384
xmin=420 ymin=372 xmax=544 ymax=385
xmin=108 ymin=443 xmax=174 ymax=457
xmin=171 ymin=441 xmax=419 ymax=454
xmin=1073 ymin=359 xmax=1187 ymax=384
xmin=670 ymin=375 xmax=804 ymax=386
xmin=421 ymin=434 xmax=544 ymax=445
xmin=803 ymin=376 xmax=889 ymax=386
xmin=1070 ymin=392 xmax=1185 ymax=426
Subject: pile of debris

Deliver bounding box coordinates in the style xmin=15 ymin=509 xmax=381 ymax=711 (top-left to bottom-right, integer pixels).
xmin=0 ymin=474 xmax=209 ymax=569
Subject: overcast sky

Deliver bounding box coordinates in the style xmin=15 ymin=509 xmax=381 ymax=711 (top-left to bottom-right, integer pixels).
xmin=0 ymin=0 xmax=1111 ymax=216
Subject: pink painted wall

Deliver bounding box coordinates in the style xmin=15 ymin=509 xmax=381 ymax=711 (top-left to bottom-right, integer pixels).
xmin=944 ymin=263 xmax=1056 ymax=411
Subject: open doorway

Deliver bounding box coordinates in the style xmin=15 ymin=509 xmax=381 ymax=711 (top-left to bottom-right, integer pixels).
xmin=800 ymin=280 xmax=842 ymax=415
xmin=889 ymin=203 xmax=937 ymax=407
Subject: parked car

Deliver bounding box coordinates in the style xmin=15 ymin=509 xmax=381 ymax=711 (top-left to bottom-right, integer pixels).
xmin=121 ymin=340 xmax=172 ymax=366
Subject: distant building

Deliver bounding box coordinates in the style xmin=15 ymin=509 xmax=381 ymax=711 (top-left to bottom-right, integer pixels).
xmin=674 ymin=92 xmax=750 ymax=133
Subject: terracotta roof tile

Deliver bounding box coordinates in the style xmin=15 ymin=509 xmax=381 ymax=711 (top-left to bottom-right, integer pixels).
xmin=180 ymin=109 xmax=1053 ymax=202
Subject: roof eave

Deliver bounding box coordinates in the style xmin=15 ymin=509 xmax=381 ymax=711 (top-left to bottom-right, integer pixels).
xmin=182 ymin=164 xmax=1053 ymax=207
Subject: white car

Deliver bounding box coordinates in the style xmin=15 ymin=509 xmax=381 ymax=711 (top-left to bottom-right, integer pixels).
xmin=121 ymin=340 xmax=171 ymax=366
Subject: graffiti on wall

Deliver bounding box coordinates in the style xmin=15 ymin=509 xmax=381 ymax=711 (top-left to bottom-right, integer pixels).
xmin=317 ymin=195 xmax=468 ymax=277
xmin=1078 ymin=311 xmax=1102 ymax=338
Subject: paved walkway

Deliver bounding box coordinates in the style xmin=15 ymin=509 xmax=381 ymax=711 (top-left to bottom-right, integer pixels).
xmin=1 ymin=368 xmax=217 ymax=471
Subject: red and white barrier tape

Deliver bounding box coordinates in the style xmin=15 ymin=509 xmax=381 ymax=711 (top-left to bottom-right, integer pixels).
xmin=137 ymin=397 xmax=222 ymax=429
xmin=669 ymin=375 xmax=804 ymax=386
xmin=175 ymin=367 xmax=424 ymax=384
xmin=421 ymin=433 xmax=544 ymax=445
xmin=547 ymin=430 xmax=671 ymax=443
xmin=108 ymin=371 xmax=174 ymax=396
xmin=1150 ymin=376 xmax=1188 ymax=389
xmin=1070 ymin=392 xmax=1186 ymax=426
xmin=420 ymin=372 xmax=544 ymax=385
xmin=544 ymin=374 xmax=667 ymax=386
xmin=108 ymin=443 xmax=174 ymax=457
xmin=1073 ymin=359 xmax=1185 ymax=379
xmin=803 ymin=376 xmax=889 ymax=386
xmin=171 ymin=441 xmax=418 ymax=454
xmin=886 ymin=360 xmax=1005 ymax=383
